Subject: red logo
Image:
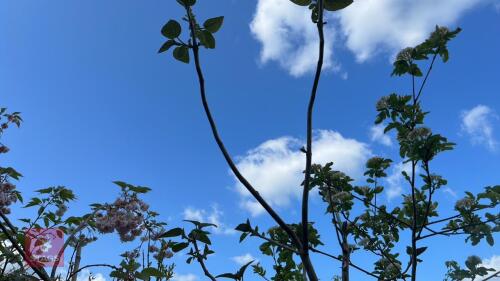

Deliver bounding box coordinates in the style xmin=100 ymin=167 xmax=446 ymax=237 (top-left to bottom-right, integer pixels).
xmin=24 ymin=228 xmax=64 ymax=267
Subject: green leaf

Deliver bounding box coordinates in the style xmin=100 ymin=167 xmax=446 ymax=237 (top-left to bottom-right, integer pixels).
xmin=203 ymin=16 xmax=224 ymax=33
xmin=200 ymin=30 xmax=215 ymax=49
xmin=140 ymin=267 xmax=163 ymax=278
xmin=486 ymin=234 xmax=494 ymax=246
xmin=36 ymin=187 xmax=53 ymax=194
xmin=324 ymin=0 xmax=353 ymax=11
xmin=235 ymin=220 xmax=251 ymax=232
xmin=158 ymin=40 xmax=176 ymax=53
xmin=161 ymin=227 xmax=184 ymax=238
xmin=289 ymin=0 xmax=312 ymax=6
xmin=173 ymin=46 xmax=190 ymax=63
xmin=190 ymin=229 xmax=211 ymax=245
xmin=113 ymin=181 xmax=129 ymax=189
xmin=171 ymin=242 xmax=189 ymax=252
xmin=161 ymin=20 xmax=182 ymax=39
xmin=215 ymin=273 xmax=238 ymax=280
xmin=176 ymin=0 xmax=196 ymax=7
xmin=129 ymin=185 xmax=151 ymax=193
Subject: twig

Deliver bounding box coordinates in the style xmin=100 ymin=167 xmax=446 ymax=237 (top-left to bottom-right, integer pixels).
xmin=66 ymin=264 xmax=118 ymax=280
xmin=310 ymin=248 xmax=379 ymax=279
xmin=191 ymin=238 xmax=217 ymax=281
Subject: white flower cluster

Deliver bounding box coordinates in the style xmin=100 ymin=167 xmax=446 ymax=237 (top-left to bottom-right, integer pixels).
xmin=95 ymin=195 xmax=149 ymax=242
xmin=455 ymin=197 xmax=475 ymax=211
xmin=376 ymin=96 xmax=390 ymax=111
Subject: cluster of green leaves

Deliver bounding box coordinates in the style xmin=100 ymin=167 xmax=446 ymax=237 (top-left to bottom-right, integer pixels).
xmin=161 ymin=220 xmax=254 ymax=281
xmin=158 ymin=0 xmax=223 ymax=63
xmin=0 ymin=114 xmax=176 ymax=281
xmin=444 ymin=256 xmax=496 ymax=281
xmin=392 ymin=26 xmax=461 ymax=77
xmin=235 ymin=220 xmax=322 ymax=281
xmin=447 ymin=186 xmax=500 ymax=246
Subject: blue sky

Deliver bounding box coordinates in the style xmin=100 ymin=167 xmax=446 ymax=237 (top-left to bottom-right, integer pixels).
xmin=1 ymin=0 xmax=500 ymax=280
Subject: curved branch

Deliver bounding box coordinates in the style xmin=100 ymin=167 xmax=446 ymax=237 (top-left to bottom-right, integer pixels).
xmin=66 ymin=263 xmax=118 ymax=281
xmin=191 ymin=238 xmax=217 ymax=281
xmin=310 ymin=247 xmax=379 ymax=279
xmin=50 ymin=210 xmax=98 ymax=278
xmin=0 ymin=213 xmax=50 ymax=281
xmin=184 ymin=5 xmax=304 ymax=257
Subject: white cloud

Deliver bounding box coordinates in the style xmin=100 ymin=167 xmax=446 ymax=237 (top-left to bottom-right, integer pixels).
xmin=250 ymin=0 xmax=487 ymax=74
xmin=233 ymin=130 xmax=371 ymax=216
xmin=370 ymin=124 xmax=392 ymax=146
xmin=442 ymin=187 xmax=458 ymax=198
xmin=385 ymin=161 xmax=413 ymax=201
xmin=173 ymin=273 xmax=199 ymax=281
xmin=481 ymin=255 xmax=500 ymax=280
xmin=463 ymin=255 xmax=500 ymax=281
xmin=232 ymin=253 xmax=258 ymax=266
xmin=337 ymin=0 xmax=481 ymax=62
xmin=461 ymin=105 xmax=498 ymax=151
xmin=250 ymin=0 xmax=339 ymax=77
xmin=183 ymin=204 xmax=236 ymax=235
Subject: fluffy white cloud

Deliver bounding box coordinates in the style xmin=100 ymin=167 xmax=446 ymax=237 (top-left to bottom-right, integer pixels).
xmin=461 ymin=105 xmax=498 ymax=151
xmin=183 ymin=204 xmax=236 ymax=235
xmin=481 ymin=255 xmax=500 ymax=279
xmin=442 ymin=187 xmax=458 ymax=198
xmin=385 ymin=161 xmax=413 ymax=201
xmin=233 ymin=130 xmax=371 ymax=216
xmin=337 ymin=0 xmax=481 ymax=61
xmin=173 ymin=273 xmax=199 ymax=281
xmin=250 ymin=0 xmax=486 ymax=74
xmin=232 ymin=253 xmax=258 ymax=266
xmin=370 ymin=124 xmax=392 ymax=146
xmin=250 ymin=0 xmax=338 ymax=77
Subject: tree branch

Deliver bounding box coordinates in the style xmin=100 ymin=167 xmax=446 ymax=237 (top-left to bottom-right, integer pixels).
xmin=66 ymin=263 xmax=118 ymax=281
xmin=310 ymin=247 xmax=379 ymax=279
xmin=302 ymin=1 xmax=325 ymax=279
xmin=191 ymin=238 xmax=217 ymax=281
xmin=0 ymin=213 xmax=50 ymax=281
xmin=185 ymin=2 xmax=305 ymax=267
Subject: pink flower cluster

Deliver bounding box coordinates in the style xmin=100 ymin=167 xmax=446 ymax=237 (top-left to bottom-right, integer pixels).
xmin=0 ymin=182 xmax=17 ymax=214
xmin=95 ymin=195 xmax=149 ymax=242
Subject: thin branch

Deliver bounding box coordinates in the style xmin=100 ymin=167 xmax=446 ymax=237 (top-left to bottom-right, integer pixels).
xmin=425 ymin=206 xmax=486 ymax=227
xmin=250 ymin=231 xmax=299 ymax=254
xmin=50 ymin=210 xmax=98 ymax=278
xmin=185 ymin=2 xmax=305 ymax=268
xmin=0 ymin=213 xmax=51 ymax=281
xmin=191 ymin=238 xmax=217 ymax=281
xmin=416 ymin=161 xmax=434 ymax=239
xmin=302 ymin=1 xmax=325 ymax=279
xmin=66 ymin=264 xmax=118 ymax=280
xmin=482 ymin=270 xmax=500 ymax=281
xmin=415 ymin=51 xmax=439 ymax=102
xmin=417 ymin=217 xmax=498 ymax=240
xmin=410 ymin=160 xmax=418 ymax=281
xmin=310 ymin=248 xmax=379 ymax=279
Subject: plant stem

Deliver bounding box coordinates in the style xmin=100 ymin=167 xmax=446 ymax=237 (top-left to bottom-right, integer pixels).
xmin=184 ymin=4 xmax=310 ymax=276
xmin=301 ymin=0 xmax=325 ymax=279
